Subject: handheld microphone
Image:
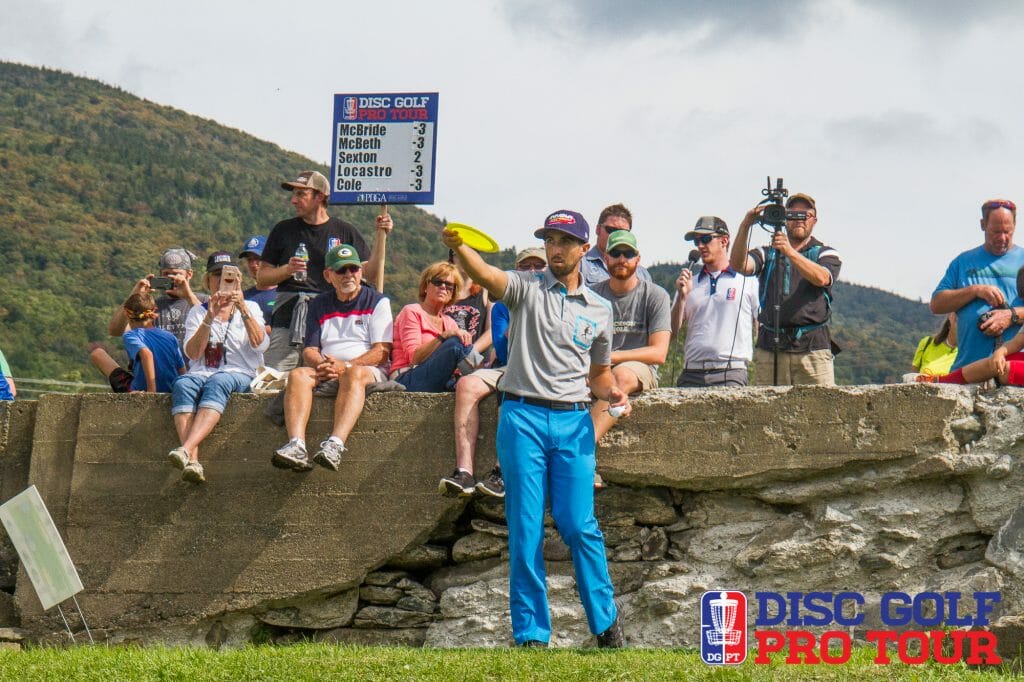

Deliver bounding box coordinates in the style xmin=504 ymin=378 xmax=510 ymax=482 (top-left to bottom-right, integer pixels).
xmin=685 ymin=249 xmax=701 ymax=273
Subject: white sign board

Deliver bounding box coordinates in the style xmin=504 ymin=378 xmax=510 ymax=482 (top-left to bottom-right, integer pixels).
xmin=329 ymin=92 xmax=439 ymax=205
xmin=0 ymin=485 xmax=83 ymax=610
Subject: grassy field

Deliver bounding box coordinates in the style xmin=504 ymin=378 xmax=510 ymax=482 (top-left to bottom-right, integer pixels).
xmin=0 ymin=644 xmax=1016 ymax=681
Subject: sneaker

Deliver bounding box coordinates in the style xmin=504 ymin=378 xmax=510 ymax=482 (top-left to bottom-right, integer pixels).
xmin=313 ymin=438 xmax=345 ymax=471
xmin=272 ymin=439 xmax=313 ymax=472
xmin=519 ymin=640 xmax=548 ymax=648
xmin=458 ymin=349 xmax=485 ymax=376
xmin=475 ymin=466 xmax=505 ymax=498
xmin=596 ymin=617 xmax=624 ymax=649
xmin=439 ymin=469 xmax=476 ymax=497
xmin=167 ymin=446 xmax=189 ymax=470
xmin=182 ymin=460 xmax=205 ymax=483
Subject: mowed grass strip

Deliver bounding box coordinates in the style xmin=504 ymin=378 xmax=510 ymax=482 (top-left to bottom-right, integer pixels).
xmin=0 ymin=643 xmax=1014 ymax=681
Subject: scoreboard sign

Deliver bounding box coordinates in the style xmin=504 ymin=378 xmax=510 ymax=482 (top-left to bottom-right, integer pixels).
xmin=329 ymin=92 xmax=438 ymax=205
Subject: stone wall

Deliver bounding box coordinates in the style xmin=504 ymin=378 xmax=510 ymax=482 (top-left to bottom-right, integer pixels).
xmin=0 ymin=385 xmax=1022 ymax=653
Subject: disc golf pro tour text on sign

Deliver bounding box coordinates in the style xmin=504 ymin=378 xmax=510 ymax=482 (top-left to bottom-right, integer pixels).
xmin=330 ymin=93 xmax=438 ymax=205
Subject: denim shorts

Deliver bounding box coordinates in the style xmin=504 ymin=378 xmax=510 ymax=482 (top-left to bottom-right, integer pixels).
xmin=171 ymin=371 xmax=252 ymax=415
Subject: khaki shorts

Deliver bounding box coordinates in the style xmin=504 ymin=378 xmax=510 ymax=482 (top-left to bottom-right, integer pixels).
xmin=469 ymin=368 xmax=505 ymax=389
xmin=613 ymin=361 xmax=658 ymax=392
xmin=753 ymin=348 xmax=835 ymax=386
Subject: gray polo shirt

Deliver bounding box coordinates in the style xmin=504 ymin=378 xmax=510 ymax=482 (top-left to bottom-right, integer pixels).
xmin=591 ymin=279 xmax=671 ymax=372
xmin=497 ymin=270 xmax=612 ymax=402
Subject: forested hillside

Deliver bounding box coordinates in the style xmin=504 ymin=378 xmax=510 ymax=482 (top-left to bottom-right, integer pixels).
xmin=1 ymin=61 xmax=935 ymax=386
xmin=0 ymin=62 xmax=511 ymax=382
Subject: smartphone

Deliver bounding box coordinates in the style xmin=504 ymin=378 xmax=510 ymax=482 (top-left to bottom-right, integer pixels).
xmin=219 ymin=265 xmax=241 ymax=292
xmin=149 ymin=276 xmax=173 ymax=290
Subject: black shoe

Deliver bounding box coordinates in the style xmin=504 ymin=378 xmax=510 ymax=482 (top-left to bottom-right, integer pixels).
xmin=519 ymin=640 xmax=548 ymax=648
xmin=438 ymin=469 xmax=475 ymax=497
xmin=596 ymin=617 xmax=624 ymax=649
xmin=475 ymin=466 xmax=505 ymax=498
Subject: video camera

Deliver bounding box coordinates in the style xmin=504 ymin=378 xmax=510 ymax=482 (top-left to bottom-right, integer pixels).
xmin=758 ymin=177 xmax=807 ymax=231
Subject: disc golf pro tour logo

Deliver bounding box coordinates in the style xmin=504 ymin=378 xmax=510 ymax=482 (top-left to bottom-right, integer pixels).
xmin=700 ymin=591 xmax=747 ymax=665
xmin=700 ymin=590 xmax=1002 ymax=666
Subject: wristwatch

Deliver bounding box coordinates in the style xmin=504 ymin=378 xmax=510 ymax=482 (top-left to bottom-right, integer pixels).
xmin=1012 ymin=309 xmax=1021 ymax=326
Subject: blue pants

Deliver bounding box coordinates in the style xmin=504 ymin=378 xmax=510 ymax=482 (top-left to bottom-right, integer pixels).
xmin=497 ymin=399 xmax=617 ymax=644
xmin=396 ymin=337 xmax=469 ymax=392
xmin=171 ymin=372 xmax=251 ymax=415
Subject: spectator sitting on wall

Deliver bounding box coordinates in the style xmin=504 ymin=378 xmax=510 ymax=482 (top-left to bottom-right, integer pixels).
xmin=911 ymin=314 xmax=958 ymax=378
xmin=444 ymin=263 xmax=493 ymax=372
xmin=388 ymin=262 xmax=474 ymax=392
xmin=107 ymin=247 xmax=206 ymax=351
xmin=257 ymin=171 xmax=393 ymax=372
xmin=271 ymin=244 xmax=394 ymax=472
xmin=89 ymin=293 xmax=186 ymax=393
xmin=921 ymin=316 xmax=1024 ymax=387
xmin=590 ymin=230 xmax=671 ymax=489
xmin=168 ymin=252 xmax=268 ymax=484
xmin=238 ymin=235 xmax=276 ymax=329
xmin=0 ymin=347 xmax=15 ymax=400
xmin=439 ymin=246 xmax=547 ymax=499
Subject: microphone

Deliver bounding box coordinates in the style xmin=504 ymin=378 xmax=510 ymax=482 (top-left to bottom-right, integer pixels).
xmin=685 ymin=249 xmax=701 ymax=273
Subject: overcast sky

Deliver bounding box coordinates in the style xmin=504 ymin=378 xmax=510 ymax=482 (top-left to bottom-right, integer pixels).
xmin=4 ymin=0 xmax=1024 ymax=300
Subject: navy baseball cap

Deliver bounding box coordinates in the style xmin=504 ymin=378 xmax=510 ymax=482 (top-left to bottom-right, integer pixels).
xmin=533 ymin=210 xmax=590 ymax=242
xmin=206 ymin=251 xmax=238 ymax=273
xmin=239 ymin=235 xmax=267 ymax=258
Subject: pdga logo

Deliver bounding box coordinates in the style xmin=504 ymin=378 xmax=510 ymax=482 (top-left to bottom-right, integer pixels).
xmin=700 ymin=590 xmax=1002 ymax=666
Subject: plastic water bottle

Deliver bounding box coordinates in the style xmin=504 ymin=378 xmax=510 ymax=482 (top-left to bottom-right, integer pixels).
xmin=294 ymin=242 xmax=309 ymax=282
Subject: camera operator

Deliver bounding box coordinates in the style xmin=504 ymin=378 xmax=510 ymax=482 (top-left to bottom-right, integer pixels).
xmin=730 ymin=193 xmax=841 ymax=386
xmin=930 ymin=199 xmax=1024 ymax=371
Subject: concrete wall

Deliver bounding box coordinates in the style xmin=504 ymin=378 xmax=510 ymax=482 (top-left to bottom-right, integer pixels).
xmin=0 ymin=386 xmax=1022 ymax=652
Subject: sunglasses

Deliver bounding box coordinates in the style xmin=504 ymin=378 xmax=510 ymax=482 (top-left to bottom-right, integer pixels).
xmin=517 ymin=263 xmax=546 ymax=271
xmin=983 ymin=199 xmax=1017 ymax=214
xmin=430 ymin=278 xmax=456 ymax=291
xmin=601 ymin=224 xmax=626 ymax=233
xmin=608 ymin=249 xmax=638 ymax=260
xmin=692 ymin=234 xmax=718 ymax=246
xmin=334 ymin=265 xmax=361 ymax=274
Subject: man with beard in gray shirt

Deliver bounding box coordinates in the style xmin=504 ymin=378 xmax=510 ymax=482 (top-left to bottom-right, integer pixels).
xmin=590 ymin=230 xmax=671 ymax=445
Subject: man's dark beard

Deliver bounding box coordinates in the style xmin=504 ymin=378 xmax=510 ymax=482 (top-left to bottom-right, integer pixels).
xmin=549 ymin=259 xmax=579 ymax=278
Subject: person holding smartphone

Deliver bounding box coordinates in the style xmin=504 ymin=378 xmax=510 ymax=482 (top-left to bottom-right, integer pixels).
xmin=167 ymin=252 xmax=268 ymax=483
xmin=105 ymin=247 xmax=206 ymax=350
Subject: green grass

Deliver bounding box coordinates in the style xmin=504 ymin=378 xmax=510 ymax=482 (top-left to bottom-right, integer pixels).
xmin=0 ymin=644 xmax=1015 ymax=681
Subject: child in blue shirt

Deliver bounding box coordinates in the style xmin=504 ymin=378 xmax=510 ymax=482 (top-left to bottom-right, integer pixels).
xmin=89 ymin=293 xmax=186 ymax=392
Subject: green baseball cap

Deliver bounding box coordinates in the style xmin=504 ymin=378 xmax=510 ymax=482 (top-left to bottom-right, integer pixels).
xmin=606 ymin=230 xmax=639 ymax=252
xmin=325 ymin=244 xmax=361 ymax=270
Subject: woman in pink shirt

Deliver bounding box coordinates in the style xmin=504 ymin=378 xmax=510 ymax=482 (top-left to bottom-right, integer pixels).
xmin=390 ymin=262 xmax=474 ymax=391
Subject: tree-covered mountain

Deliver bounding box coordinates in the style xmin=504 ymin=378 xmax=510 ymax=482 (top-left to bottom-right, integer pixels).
xmin=0 ymin=62 xmax=511 ymax=383
xmin=1 ymin=61 xmax=937 ymax=386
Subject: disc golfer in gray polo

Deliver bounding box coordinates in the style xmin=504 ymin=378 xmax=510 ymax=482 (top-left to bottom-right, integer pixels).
xmin=442 ymin=210 xmax=628 ymax=648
